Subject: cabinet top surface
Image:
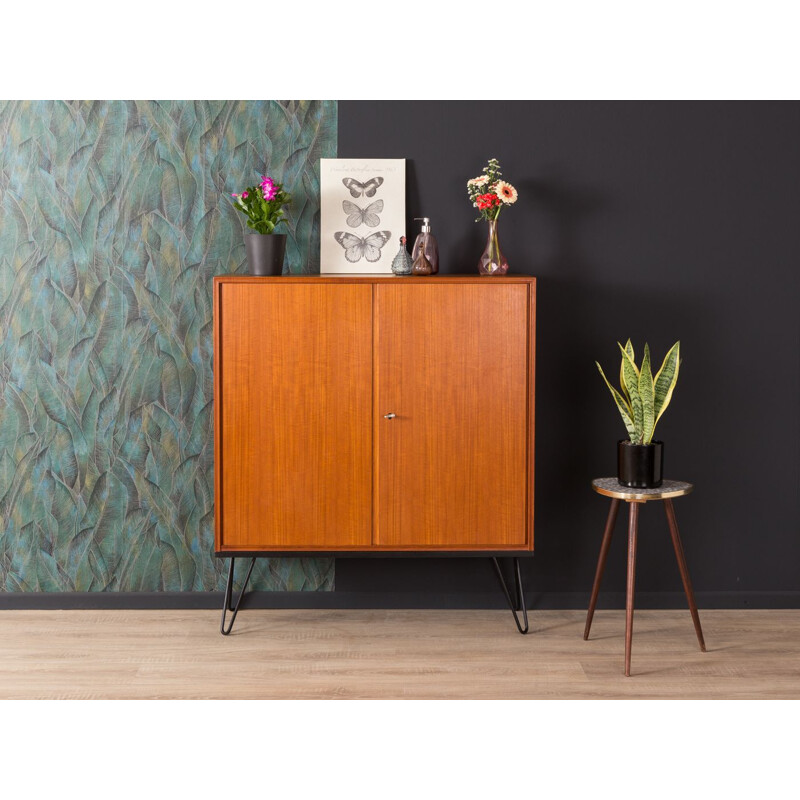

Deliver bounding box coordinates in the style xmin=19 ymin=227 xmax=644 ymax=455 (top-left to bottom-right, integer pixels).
xmin=215 ymin=274 xmax=537 ymax=284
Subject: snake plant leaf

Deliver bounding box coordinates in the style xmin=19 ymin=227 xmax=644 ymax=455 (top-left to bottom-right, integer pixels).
xmin=639 ymin=343 xmax=656 ymax=444
xmin=619 ymin=339 xmax=635 ymax=403
xmin=654 ymin=341 xmax=681 ymax=427
xmin=618 ymin=344 xmax=644 ymax=443
xmin=596 ymin=362 xmax=637 ymax=441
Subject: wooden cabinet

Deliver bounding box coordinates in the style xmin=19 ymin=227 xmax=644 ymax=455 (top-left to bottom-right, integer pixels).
xmin=215 ymin=282 xmax=373 ymax=550
xmin=214 ymin=275 xmax=535 ymax=554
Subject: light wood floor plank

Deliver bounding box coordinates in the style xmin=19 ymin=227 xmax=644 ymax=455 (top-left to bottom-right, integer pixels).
xmin=0 ymin=609 xmax=798 ymax=699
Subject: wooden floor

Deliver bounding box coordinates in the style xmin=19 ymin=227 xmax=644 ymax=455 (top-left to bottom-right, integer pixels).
xmin=1 ymin=609 xmax=798 ymax=699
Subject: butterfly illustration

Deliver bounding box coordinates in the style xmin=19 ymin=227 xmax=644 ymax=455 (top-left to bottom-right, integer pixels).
xmin=342 ymin=199 xmax=384 ymax=228
xmin=334 ymin=231 xmax=391 ymax=262
xmin=342 ymin=177 xmax=384 ymax=198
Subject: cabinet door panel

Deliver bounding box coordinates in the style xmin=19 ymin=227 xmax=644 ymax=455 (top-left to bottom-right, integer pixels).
xmin=375 ymin=284 xmax=530 ymax=548
xmin=217 ymin=283 xmax=372 ymax=549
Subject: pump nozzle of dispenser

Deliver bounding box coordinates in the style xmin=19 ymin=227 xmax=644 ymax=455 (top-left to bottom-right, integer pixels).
xmin=414 ymin=217 xmax=431 ymax=233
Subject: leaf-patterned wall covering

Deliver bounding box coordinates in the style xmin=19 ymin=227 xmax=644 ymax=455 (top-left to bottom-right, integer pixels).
xmin=0 ymin=100 xmax=336 ymax=592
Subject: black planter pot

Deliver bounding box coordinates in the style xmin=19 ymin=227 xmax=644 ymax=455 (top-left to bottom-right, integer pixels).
xmin=617 ymin=440 xmax=664 ymax=488
xmin=244 ymin=233 xmax=287 ymax=276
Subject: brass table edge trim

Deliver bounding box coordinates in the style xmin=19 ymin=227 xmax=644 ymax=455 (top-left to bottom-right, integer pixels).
xmin=591 ymin=482 xmax=694 ymax=502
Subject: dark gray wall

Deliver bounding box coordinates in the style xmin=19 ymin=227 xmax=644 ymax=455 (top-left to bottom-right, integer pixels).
xmin=337 ymin=101 xmax=800 ymax=607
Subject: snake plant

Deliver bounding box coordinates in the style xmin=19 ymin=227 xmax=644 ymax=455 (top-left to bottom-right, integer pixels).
xmin=596 ymin=340 xmax=681 ymax=445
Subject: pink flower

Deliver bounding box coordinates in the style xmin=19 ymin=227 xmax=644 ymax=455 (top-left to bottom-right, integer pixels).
xmin=260 ymin=175 xmax=278 ymax=201
xmin=241 ymin=191 xmax=249 ymax=199
xmin=231 ymin=193 xmax=239 ymax=198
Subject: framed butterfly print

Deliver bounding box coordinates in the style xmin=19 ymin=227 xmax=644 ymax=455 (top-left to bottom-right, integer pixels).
xmin=320 ymin=158 xmax=406 ymax=273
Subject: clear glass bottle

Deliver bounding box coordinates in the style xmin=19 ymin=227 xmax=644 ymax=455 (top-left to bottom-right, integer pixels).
xmin=411 ymin=217 xmax=439 ymax=274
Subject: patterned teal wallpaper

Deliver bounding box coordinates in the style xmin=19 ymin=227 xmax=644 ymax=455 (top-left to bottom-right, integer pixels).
xmin=0 ymin=100 xmax=336 ymax=592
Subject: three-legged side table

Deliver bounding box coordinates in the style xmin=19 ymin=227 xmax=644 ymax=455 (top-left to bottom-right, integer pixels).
xmin=584 ymin=478 xmax=706 ymax=677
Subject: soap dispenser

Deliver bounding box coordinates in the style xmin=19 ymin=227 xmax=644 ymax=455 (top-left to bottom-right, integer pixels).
xmin=411 ymin=217 xmax=439 ymax=275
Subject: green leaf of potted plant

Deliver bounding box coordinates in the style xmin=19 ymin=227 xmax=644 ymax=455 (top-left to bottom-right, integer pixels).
xmin=229 ymin=175 xmax=292 ymax=275
xmin=596 ymin=340 xmax=681 ymax=488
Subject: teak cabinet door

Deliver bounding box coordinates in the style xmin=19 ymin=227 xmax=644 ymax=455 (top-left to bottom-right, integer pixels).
xmin=375 ymin=283 xmax=531 ymax=548
xmin=216 ymin=283 xmax=372 ymax=550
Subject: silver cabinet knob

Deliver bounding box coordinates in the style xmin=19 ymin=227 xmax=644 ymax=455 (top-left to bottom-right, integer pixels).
xmin=384 ymin=413 xmax=396 ymax=420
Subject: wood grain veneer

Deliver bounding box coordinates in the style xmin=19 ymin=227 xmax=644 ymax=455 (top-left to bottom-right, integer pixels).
xmin=215 ymin=281 xmax=372 ymax=550
xmin=214 ymin=275 xmax=535 ymax=553
xmin=374 ymin=282 xmax=530 ymax=548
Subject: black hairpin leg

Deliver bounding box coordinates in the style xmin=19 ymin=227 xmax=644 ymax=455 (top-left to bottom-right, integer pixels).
xmin=492 ymin=557 xmax=529 ymax=634
xmin=220 ymin=557 xmax=257 ymax=635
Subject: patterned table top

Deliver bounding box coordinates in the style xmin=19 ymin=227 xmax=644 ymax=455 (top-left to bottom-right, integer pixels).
xmin=592 ymin=478 xmax=693 ymax=501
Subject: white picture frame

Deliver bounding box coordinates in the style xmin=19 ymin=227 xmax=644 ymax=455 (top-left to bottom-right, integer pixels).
xmin=320 ymin=158 xmax=406 ymax=274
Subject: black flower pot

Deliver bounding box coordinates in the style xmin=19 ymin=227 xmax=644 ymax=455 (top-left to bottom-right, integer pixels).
xmin=244 ymin=233 xmax=287 ymax=276
xmin=617 ymin=440 xmax=663 ymax=488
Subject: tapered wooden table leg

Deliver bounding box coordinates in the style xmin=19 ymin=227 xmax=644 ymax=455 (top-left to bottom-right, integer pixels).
xmin=624 ymin=502 xmax=639 ymax=677
xmin=664 ymin=498 xmax=706 ymax=652
xmin=584 ymin=498 xmax=621 ymax=640
xmin=590 ymin=480 xmax=697 ymax=677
